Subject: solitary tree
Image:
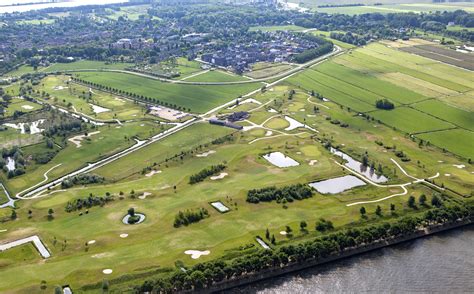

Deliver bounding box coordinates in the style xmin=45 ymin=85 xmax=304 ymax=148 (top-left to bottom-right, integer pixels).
xmin=360 ymin=206 xmax=366 ymax=217
xmin=102 ymin=279 xmax=109 ymax=293
xmin=271 ymin=234 xmax=276 ymax=245
xmin=10 ymin=210 xmax=17 ymax=220
xmin=47 ymin=208 xmax=54 ymax=220
xmin=390 ymin=203 xmax=395 ymax=213
xmin=285 ymin=225 xmax=292 ymax=234
xmin=300 ymin=221 xmax=307 ymax=232
xmin=431 ymin=194 xmax=442 ymax=208
xmin=419 ymin=194 xmax=427 ymax=206
xmin=265 ymin=228 xmax=270 ymax=240
xmin=128 ymin=207 xmax=135 ymax=217
xmin=375 ymin=205 xmax=382 ymax=216
xmin=408 ymin=196 xmax=416 ymax=208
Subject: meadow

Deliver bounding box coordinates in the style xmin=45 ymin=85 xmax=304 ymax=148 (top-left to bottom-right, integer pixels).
xmin=6 ymin=61 xmax=133 ymax=77
xmin=74 ymin=71 xmax=263 ymax=113
xmin=184 ymin=70 xmax=250 ymax=82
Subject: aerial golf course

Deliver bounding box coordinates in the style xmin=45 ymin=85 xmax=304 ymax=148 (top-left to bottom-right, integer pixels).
xmin=0 ymin=38 xmax=473 ymax=293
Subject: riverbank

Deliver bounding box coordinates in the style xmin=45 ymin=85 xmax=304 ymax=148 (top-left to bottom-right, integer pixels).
xmin=201 ymin=218 xmax=473 ymax=293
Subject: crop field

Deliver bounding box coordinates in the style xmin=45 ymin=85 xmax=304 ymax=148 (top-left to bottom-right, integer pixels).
xmin=287 ymin=41 xmax=473 ymax=158
xmin=36 ymin=75 xmax=151 ymax=121
xmin=399 ymin=45 xmax=474 ymax=71
xmin=74 ymin=71 xmax=263 ymax=113
xmin=246 ymin=63 xmax=294 ymax=79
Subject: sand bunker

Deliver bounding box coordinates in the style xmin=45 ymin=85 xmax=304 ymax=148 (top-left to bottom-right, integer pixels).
xmin=210 ymin=172 xmax=228 ymax=180
xmin=265 ymin=130 xmax=273 ymax=136
xmin=68 ymin=131 xmax=100 ymax=148
xmin=453 ymin=164 xmax=465 ymax=169
xmin=284 ymin=116 xmax=304 ymax=131
xmin=444 ymin=174 xmax=451 ymax=177
xmin=196 ymin=150 xmax=216 ymax=157
xmin=4 ymin=119 xmax=45 ymax=134
xmin=89 ymin=104 xmax=110 ymax=114
xmin=138 ymin=192 xmax=151 ymax=200
xmin=119 ymin=234 xmax=128 ymax=238
xmin=309 ymin=159 xmax=318 ymax=166
xmin=21 ymin=105 xmax=34 ymax=110
xmin=280 ymin=231 xmax=287 ymax=235
xmin=145 ymin=170 xmax=162 ymax=177
xmin=184 ymin=250 xmax=210 ymax=259
xmin=102 ymin=269 xmax=113 ymax=275
xmin=87 ymin=240 xmax=96 ymax=245
xmin=53 ymin=86 xmax=68 ymax=91
xmin=268 ymin=108 xmax=278 ymax=113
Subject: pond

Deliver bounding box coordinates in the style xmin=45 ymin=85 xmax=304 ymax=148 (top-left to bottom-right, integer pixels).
xmin=122 ymin=213 xmax=146 ymax=225
xmin=330 ymin=148 xmax=388 ymax=183
xmin=263 ymin=152 xmax=299 ymax=168
xmin=309 ymin=175 xmax=366 ymax=194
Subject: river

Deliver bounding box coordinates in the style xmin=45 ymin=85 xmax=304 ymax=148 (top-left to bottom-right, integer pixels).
xmin=232 ymin=225 xmax=474 ymax=293
xmin=0 ymin=0 xmax=129 ymax=14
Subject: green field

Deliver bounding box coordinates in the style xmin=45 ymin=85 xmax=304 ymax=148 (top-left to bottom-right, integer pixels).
xmin=74 ymin=71 xmax=263 ymax=113
xmin=370 ymin=107 xmax=454 ymax=134
xmin=3 ymin=98 xmax=41 ymax=117
xmin=184 ymin=70 xmax=249 ymax=82
xmin=6 ymin=61 xmax=133 ymax=77
xmin=412 ymin=100 xmax=474 ymax=131
xmin=418 ymin=129 xmax=474 ymax=160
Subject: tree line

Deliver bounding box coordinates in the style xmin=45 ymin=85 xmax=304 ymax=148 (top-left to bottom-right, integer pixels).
xmin=174 ymin=208 xmax=210 ymax=228
xmin=247 ymin=184 xmax=313 ymax=204
xmin=189 ymin=164 xmax=226 ymax=184
xmin=65 ymin=193 xmax=114 ymax=213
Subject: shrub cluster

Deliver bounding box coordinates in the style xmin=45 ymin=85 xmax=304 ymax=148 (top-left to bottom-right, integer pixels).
xmin=247 ymin=184 xmax=313 ymax=204
xmin=189 ymin=164 xmax=226 ymax=184
xmin=65 ymin=194 xmax=114 ymax=212
xmin=375 ymin=99 xmax=395 ymax=110
xmin=61 ymin=173 xmax=105 ymax=189
xmin=174 ymin=208 xmax=209 ymax=228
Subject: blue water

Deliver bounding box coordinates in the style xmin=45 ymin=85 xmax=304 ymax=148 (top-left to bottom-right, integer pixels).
xmin=233 ymin=225 xmax=474 ymax=293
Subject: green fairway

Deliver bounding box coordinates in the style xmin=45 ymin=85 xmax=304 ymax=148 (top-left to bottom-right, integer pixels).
xmin=36 ymin=75 xmax=150 ymax=121
xmin=418 ymin=129 xmax=474 ymax=160
xmin=74 ymin=71 xmax=263 ymax=113
xmin=370 ymin=107 xmax=454 ymax=134
xmin=3 ymin=98 xmax=41 ymax=117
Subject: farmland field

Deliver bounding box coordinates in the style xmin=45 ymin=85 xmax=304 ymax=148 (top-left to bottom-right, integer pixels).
xmin=74 ymin=71 xmax=263 ymax=113
xmin=411 ymin=100 xmax=474 ymax=131
xmin=184 ymin=70 xmax=250 ymax=82
xmin=418 ymin=129 xmax=474 ymax=160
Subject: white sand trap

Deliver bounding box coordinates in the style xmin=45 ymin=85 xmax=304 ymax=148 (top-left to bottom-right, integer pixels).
xmin=0 ymin=229 xmax=7 ymax=233
xmin=268 ymin=108 xmax=278 ymax=113
xmin=309 ymin=159 xmax=318 ymax=166
xmin=115 ymin=97 xmax=125 ymax=102
xmin=4 ymin=119 xmax=45 ymax=134
xmin=87 ymin=240 xmax=96 ymax=245
xmin=280 ymin=231 xmax=287 ymax=235
xmin=140 ymin=124 xmax=145 ymax=126
xmin=89 ymin=104 xmax=110 ymax=114
xmin=138 ymin=192 xmax=151 ymax=200
xmin=196 ymin=150 xmax=216 ymax=157
xmin=6 ymin=157 xmax=15 ymax=171
xmin=103 ymin=269 xmax=113 ymax=274
xmin=115 ymin=126 xmax=121 ymax=129
xmin=22 ymin=105 xmax=34 ymax=110
xmin=210 ymin=172 xmax=228 ymax=180
xmin=453 ymin=164 xmax=465 ymax=169
xmin=265 ymin=130 xmax=273 ymax=136
xmin=296 ymin=151 xmax=302 ymax=155
xmin=299 ymin=109 xmax=305 ymax=112
xmin=185 ymin=250 xmax=210 ymax=259
xmin=438 ymin=160 xmax=444 ymax=163
xmin=307 ymin=114 xmax=316 ymax=117
xmin=284 ymin=116 xmax=304 ymax=131
xmin=120 ymin=234 xmax=128 ymax=238
xmin=159 ymin=184 xmax=171 ymax=190
xmin=53 ymin=86 xmax=68 ymax=91
xmin=68 ymin=131 xmax=100 ymax=148
xmin=445 ymin=174 xmax=451 ymax=177
xmin=145 ymin=170 xmax=162 ymax=177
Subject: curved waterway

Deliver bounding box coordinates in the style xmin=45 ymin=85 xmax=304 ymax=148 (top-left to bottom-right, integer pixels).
xmin=231 ymin=225 xmax=474 ymax=293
